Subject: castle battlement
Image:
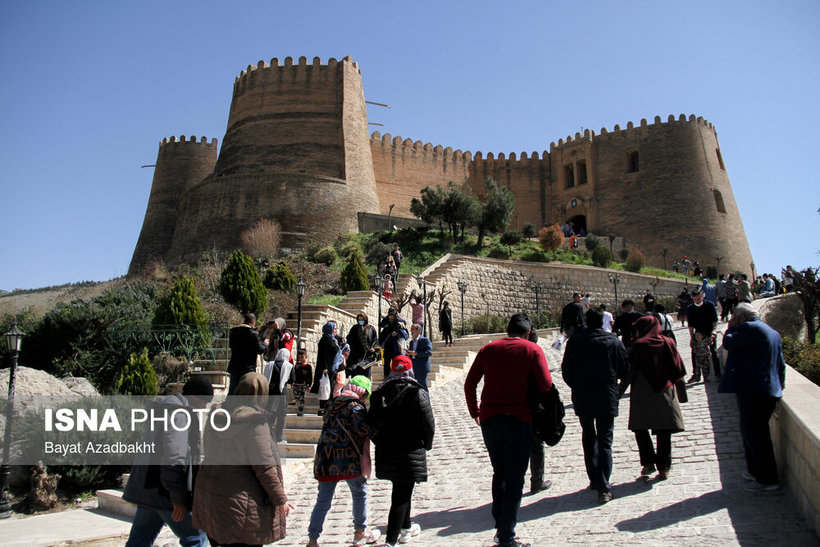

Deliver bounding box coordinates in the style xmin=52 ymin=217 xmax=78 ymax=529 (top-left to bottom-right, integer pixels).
xmin=159 ymin=135 xmax=218 ymax=147
xmin=550 ymin=113 xmax=717 ymax=149
xmin=232 ymin=56 xmax=360 ymax=96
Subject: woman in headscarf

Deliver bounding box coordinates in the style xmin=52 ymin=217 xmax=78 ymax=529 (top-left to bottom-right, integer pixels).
xmin=311 ymin=321 xmax=342 ymax=414
xmin=307 ymin=376 xmax=380 ymax=547
xmin=624 ymin=315 xmax=686 ymax=480
xmin=193 ymin=373 xmax=291 ymax=547
xmin=367 ymin=355 xmax=435 ymax=547
xmin=346 ymin=312 xmax=379 ymax=378
xmin=264 ymin=348 xmax=294 ymax=442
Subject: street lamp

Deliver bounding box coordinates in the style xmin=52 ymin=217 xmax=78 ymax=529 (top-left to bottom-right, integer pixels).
xmin=608 ymin=273 xmax=620 ymax=315
xmin=456 ymin=280 xmax=468 ymax=336
xmin=295 ymin=277 xmax=306 ymax=351
xmin=374 ymin=274 xmax=385 ymax=326
xmin=416 ymin=274 xmax=427 ymax=338
xmin=1 ymin=323 xmax=25 ymax=519
xmin=530 ymin=277 xmax=544 ymax=329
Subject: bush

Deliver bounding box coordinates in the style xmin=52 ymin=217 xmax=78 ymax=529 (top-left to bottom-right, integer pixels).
xmin=365 ymin=241 xmax=392 ymax=267
xmin=625 ymin=247 xmax=646 ymax=272
xmin=782 ymin=338 xmax=820 ymax=387
xmin=521 ymin=249 xmax=549 ymax=262
xmin=264 ymin=260 xmax=297 ymax=292
xmin=114 ymin=348 xmax=159 ymax=395
xmin=313 ymin=246 xmax=337 ymax=266
xmin=341 ymin=250 xmax=370 ymax=291
xmin=592 ymin=246 xmax=613 ymax=268
xmin=487 ymin=245 xmax=508 ymax=259
xmin=521 ymin=223 xmax=537 ymax=239
xmin=152 ymin=275 xmax=208 ymax=328
xmin=219 ymin=250 xmax=268 ymax=316
xmin=500 ymin=230 xmax=523 ymax=248
xmin=705 ymin=264 xmax=719 ymax=279
xmin=152 ymin=352 xmax=189 ymax=392
xmin=464 ymin=314 xmax=510 ymax=335
xmin=538 ymin=224 xmax=564 ymax=253
xmin=50 ymin=465 xmax=127 ymax=496
xmin=240 ymin=218 xmax=281 ymax=258
xmin=584 ymin=233 xmax=600 ymax=251
xmin=619 ymin=247 xmax=630 ymax=261
xmin=338 ymin=240 xmax=361 ymax=260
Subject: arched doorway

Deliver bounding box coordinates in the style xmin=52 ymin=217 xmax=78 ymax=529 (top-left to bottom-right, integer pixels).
xmin=567 ymin=214 xmax=587 ymax=234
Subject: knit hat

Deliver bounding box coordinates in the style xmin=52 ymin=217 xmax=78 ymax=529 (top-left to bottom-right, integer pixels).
xmin=182 ymin=375 xmax=214 ymax=397
xmin=348 ymin=375 xmax=372 ymax=396
xmin=391 ymin=355 xmax=413 ymax=374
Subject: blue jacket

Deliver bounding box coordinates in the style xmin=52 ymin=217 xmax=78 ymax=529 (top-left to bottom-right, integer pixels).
xmin=718 ymin=318 xmax=785 ymax=397
xmin=408 ymin=335 xmax=433 ymax=373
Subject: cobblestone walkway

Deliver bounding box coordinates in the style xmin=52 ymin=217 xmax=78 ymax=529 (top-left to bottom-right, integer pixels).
xmin=152 ymin=325 xmax=817 ymax=546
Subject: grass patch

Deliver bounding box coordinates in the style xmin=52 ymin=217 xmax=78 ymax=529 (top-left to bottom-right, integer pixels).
xmin=307 ymin=294 xmax=345 ymax=307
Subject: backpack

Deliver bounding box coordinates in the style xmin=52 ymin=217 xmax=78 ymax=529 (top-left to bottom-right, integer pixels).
xmin=531 ymin=386 xmax=566 ymax=446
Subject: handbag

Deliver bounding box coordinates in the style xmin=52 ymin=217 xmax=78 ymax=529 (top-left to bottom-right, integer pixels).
xmin=675 ymin=379 xmax=689 ymax=403
xmin=531 ymin=386 xmax=566 ymax=446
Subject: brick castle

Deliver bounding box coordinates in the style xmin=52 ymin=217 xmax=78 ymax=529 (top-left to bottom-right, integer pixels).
xmin=129 ymin=56 xmax=753 ymax=275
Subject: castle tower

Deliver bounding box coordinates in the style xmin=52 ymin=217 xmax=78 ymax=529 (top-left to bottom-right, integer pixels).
xmin=165 ymin=56 xmax=381 ymax=265
xmin=128 ymin=136 xmax=218 ymax=275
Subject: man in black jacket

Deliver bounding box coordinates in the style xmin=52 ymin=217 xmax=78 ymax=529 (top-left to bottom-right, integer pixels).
xmin=227 ymin=313 xmax=267 ymax=395
xmin=613 ymin=299 xmax=644 ymax=349
xmin=562 ymin=308 xmax=630 ymax=504
xmin=560 ymin=293 xmax=586 ymax=338
xmin=123 ymin=377 xmax=213 ymax=547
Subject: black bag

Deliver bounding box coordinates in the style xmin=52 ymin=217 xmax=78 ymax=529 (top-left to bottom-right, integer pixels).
xmin=531 ymin=386 xmax=566 ymax=446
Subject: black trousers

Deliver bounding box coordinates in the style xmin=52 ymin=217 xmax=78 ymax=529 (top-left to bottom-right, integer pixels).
xmin=386 ymin=480 xmax=415 ymax=543
xmin=634 ymin=430 xmax=672 ymax=471
xmin=737 ymin=394 xmax=779 ymax=485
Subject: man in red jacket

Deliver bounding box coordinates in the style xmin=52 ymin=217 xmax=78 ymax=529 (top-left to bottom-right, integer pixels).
xmin=464 ymin=313 xmax=552 ymax=547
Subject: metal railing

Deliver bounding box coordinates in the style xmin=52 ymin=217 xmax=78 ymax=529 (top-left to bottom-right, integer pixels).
xmin=109 ymin=323 xmax=230 ymax=368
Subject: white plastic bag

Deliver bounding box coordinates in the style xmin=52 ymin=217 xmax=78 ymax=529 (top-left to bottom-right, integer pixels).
xmin=552 ymin=334 xmax=567 ymax=350
xmin=318 ymin=372 xmax=331 ymax=400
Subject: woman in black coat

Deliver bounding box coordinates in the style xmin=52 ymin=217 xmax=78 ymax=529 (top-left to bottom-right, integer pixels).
xmin=346 ymin=312 xmax=379 ymax=378
xmin=367 ymin=355 xmax=435 ymax=546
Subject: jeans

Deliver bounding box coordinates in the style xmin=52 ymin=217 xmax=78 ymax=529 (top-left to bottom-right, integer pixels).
xmin=125 ymin=505 xmax=207 ymax=547
xmin=481 ymin=414 xmax=533 ymax=545
xmin=737 ymin=394 xmax=780 ymax=485
xmin=579 ymin=415 xmax=615 ymax=493
xmin=386 ymin=480 xmax=415 ymax=543
xmin=634 ymin=430 xmax=672 ymax=471
xmin=308 ymin=475 xmax=368 ymax=539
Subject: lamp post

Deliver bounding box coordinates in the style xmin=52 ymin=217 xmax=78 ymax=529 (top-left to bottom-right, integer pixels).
xmin=530 ymin=277 xmax=544 ymax=329
xmin=416 ymin=274 xmax=427 ymax=338
xmin=457 ymin=280 xmax=468 ymax=336
xmin=608 ymin=273 xmax=620 ymax=315
xmin=1 ymin=323 xmax=24 ymax=519
xmin=374 ymin=274 xmax=385 ymax=326
xmin=295 ymin=277 xmax=306 ymax=351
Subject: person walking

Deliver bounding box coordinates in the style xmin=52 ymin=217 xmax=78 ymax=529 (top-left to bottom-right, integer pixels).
xmin=192 ymin=373 xmax=291 ymax=547
xmin=379 ymin=308 xmax=408 ymax=378
xmin=613 ymin=299 xmax=644 ymax=349
xmin=560 ymin=292 xmax=586 ymax=339
xmin=439 ymin=301 xmax=453 ymax=347
xmin=561 ymin=308 xmax=630 ymax=503
xmin=227 ymin=313 xmax=268 ymax=395
xmin=718 ymin=303 xmax=786 ymax=492
xmin=625 ymin=315 xmax=686 ymax=480
xmin=464 ymin=313 xmax=553 ymax=547
xmin=686 ymin=287 xmax=721 ymax=381
xmin=311 ymin=321 xmax=342 ymax=415
xmin=123 ymin=377 xmax=214 ymax=547
xmin=307 ymin=377 xmax=381 ymax=546
xmin=367 ymin=356 xmax=435 ymax=547
xmin=346 ymin=312 xmax=379 ymax=379
xmin=406 ymin=323 xmax=432 ymax=390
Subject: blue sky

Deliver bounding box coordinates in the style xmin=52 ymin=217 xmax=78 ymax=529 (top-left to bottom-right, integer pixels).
xmin=1 ymin=1 xmax=818 ymax=290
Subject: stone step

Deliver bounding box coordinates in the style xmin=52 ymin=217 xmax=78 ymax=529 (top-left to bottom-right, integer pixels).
xmin=286 ymin=413 xmax=323 ymax=429
xmin=279 ymin=442 xmax=316 ymax=459
xmin=95 ymin=489 xmax=136 ymax=519
xmin=284 ymin=428 xmax=321 ymax=444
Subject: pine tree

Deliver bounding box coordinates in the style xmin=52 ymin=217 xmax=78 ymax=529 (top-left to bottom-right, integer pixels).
xmin=152 ymin=275 xmax=208 ymax=328
xmin=264 ymin=260 xmax=297 ymax=292
xmin=114 ymin=348 xmax=159 ymax=395
xmin=219 ymin=250 xmax=268 ymax=316
xmin=341 ymin=249 xmax=370 ymax=291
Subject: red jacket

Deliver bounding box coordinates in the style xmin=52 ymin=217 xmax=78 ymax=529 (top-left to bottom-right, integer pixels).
xmin=464 ymin=337 xmax=552 ymax=424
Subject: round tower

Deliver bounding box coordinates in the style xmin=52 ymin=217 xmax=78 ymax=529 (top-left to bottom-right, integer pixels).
xmin=587 ymin=115 xmax=753 ymax=274
xmin=128 ymin=136 xmax=218 ymax=275
xmin=166 ymin=56 xmax=381 ymax=265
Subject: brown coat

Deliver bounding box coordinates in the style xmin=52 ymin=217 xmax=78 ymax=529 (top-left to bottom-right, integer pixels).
xmin=192 ymin=402 xmax=288 ymax=545
xmin=627 ymin=370 xmax=685 ymax=432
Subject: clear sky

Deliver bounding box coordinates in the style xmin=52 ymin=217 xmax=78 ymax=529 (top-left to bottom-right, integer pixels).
xmin=1 ymin=1 xmax=818 ymax=291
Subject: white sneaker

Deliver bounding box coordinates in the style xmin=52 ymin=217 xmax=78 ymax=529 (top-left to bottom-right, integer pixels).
xmin=398 ymin=523 xmax=421 ymax=543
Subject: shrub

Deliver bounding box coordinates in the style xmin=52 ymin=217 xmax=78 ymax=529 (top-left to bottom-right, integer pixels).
xmin=464 ymin=314 xmax=510 ymax=335
xmin=338 ymin=240 xmax=361 ymax=259
xmin=264 ymin=260 xmax=297 ymax=292
xmin=219 ymin=249 xmax=268 ymax=316
xmin=152 ymin=275 xmax=208 ymax=328
xmin=313 ymin=246 xmax=337 ymax=266
xmin=240 ymin=218 xmax=281 ymax=258
xmin=619 ymin=247 xmax=630 ymax=261
xmin=705 ymin=264 xmax=719 ymax=279
xmin=584 ymin=233 xmax=600 ymax=251
xmin=152 ymin=352 xmax=189 ymax=392
xmin=625 ymin=247 xmax=646 ymax=272
xmin=521 ymin=249 xmax=549 ymax=262
xmin=114 ymin=348 xmax=159 ymax=395
xmin=487 ymin=245 xmax=508 ymax=259
xmin=341 ymin=249 xmax=370 ymax=291
xmin=365 ymin=241 xmax=392 ymax=267
xmin=500 ymin=230 xmax=523 ymax=247
xmin=521 ymin=223 xmax=537 ymax=239
xmin=538 ymin=224 xmax=564 ymax=253
xmin=592 ymin=246 xmax=613 ymax=268
xmin=782 ymin=338 xmax=820 ymax=387
xmin=49 ymin=465 xmax=127 ymax=496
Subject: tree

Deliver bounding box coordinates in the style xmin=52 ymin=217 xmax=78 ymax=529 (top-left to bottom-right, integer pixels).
xmin=522 ymin=223 xmax=537 ymax=239
xmin=114 ymin=348 xmax=158 ymax=395
xmin=592 ymin=246 xmax=613 ymax=268
xmin=442 ymin=181 xmax=480 ymax=243
xmin=219 ymin=249 xmax=268 ymax=316
xmin=500 ymin=231 xmax=523 ymax=257
xmin=584 ymin=233 xmax=600 ymax=251
xmin=410 ymin=186 xmax=446 ymax=232
xmin=625 ymin=247 xmax=646 ymax=272
xmin=341 ymin=249 xmax=370 ymax=291
xmin=791 ymin=266 xmax=820 ymax=344
xmin=264 ymin=260 xmax=297 ymax=292
xmin=240 ymin=218 xmax=281 ymax=258
xmin=152 ymin=275 xmax=208 ymax=328
xmin=538 ymin=224 xmax=564 ymax=256
xmin=474 ymin=178 xmax=516 ymax=248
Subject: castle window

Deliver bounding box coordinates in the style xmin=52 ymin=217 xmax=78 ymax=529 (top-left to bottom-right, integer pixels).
xmin=716 ymin=148 xmax=725 ymax=170
xmin=627 ymin=151 xmax=639 ymax=173
xmin=564 ymin=164 xmax=575 ymax=188
xmin=713 ymin=189 xmax=727 ymax=213
xmin=577 ymin=160 xmax=588 ymax=185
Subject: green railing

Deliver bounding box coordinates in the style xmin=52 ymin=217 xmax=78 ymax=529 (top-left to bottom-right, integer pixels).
xmin=109 ymin=323 xmax=230 ymax=368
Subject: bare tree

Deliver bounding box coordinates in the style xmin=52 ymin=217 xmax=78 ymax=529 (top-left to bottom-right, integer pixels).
xmin=240 ymin=218 xmax=282 ymax=258
xmin=790 ymin=266 xmax=820 ymax=344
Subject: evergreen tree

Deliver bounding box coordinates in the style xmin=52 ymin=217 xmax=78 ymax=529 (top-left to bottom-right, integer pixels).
xmin=219 ymin=249 xmax=268 ymax=316
xmin=264 ymin=260 xmax=297 ymax=292
xmin=410 ymin=185 xmax=447 ymax=232
xmin=341 ymin=249 xmax=370 ymax=291
xmin=152 ymin=275 xmax=208 ymax=328
xmin=474 ymin=178 xmax=516 ymax=248
xmin=592 ymin=246 xmax=613 ymax=268
xmin=114 ymin=348 xmax=158 ymax=395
